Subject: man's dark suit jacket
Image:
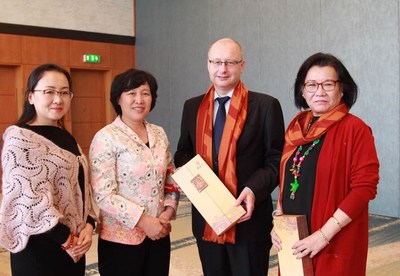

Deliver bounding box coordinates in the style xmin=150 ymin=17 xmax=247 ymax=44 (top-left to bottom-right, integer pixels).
xmin=174 ymin=90 xmax=285 ymax=244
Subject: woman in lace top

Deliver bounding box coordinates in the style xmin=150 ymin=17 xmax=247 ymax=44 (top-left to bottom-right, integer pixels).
xmin=0 ymin=64 xmax=97 ymax=276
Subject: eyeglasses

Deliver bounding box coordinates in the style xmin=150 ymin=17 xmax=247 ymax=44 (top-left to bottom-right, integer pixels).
xmin=303 ymin=80 xmax=340 ymax=93
xmin=33 ymin=89 xmax=74 ymax=99
xmin=208 ymin=59 xmax=243 ymax=67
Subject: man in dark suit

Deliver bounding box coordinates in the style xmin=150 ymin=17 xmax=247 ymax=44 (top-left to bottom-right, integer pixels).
xmin=174 ymin=38 xmax=285 ymax=276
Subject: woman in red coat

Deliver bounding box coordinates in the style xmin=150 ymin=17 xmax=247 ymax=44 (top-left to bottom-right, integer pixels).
xmin=271 ymin=53 xmax=379 ymax=275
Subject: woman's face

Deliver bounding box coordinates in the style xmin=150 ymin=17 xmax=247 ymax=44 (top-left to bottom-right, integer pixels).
xmin=118 ymin=83 xmax=152 ymax=124
xmin=302 ymin=65 xmax=343 ymax=116
xmin=28 ymin=71 xmax=72 ymax=126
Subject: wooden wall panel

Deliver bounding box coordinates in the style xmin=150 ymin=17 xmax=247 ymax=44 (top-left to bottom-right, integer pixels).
xmin=70 ymin=69 xmax=106 ymax=155
xmin=0 ymin=66 xmax=17 ymax=94
xmin=21 ymin=64 xmax=40 ymax=89
xmin=0 ymin=34 xmax=21 ymax=64
xmin=105 ymin=69 xmax=128 ymax=122
xmin=70 ymin=69 xmax=106 ymax=97
xmin=0 ymin=66 xmax=18 ymax=135
xmin=69 ymin=40 xmax=110 ymax=68
xmin=21 ymin=36 xmax=69 ymax=65
xmin=71 ymin=98 xmax=105 ymax=123
xmin=72 ymin=122 xmax=104 ymax=154
xmin=0 ymin=95 xmax=17 ymax=122
xmin=110 ymin=44 xmax=135 ymax=68
xmin=0 ymin=34 xmax=135 ymax=153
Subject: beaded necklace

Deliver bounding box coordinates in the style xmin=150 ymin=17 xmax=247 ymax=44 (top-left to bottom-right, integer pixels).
xmin=289 ymin=138 xmax=320 ymax=200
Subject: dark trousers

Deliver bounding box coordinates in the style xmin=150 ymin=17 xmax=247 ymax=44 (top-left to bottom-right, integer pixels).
xmin=11 ymin=234 xmax=85 ymax=276
xmin=98 ymin=236 xmax=171 ymax=276
xmin=196 ymin=238 xmax=270 ymax=276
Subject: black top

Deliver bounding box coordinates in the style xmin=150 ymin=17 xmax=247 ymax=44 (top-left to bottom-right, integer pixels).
xmin=282 ymin=131 xmax=325 ymax=232
xmin=24 ymin=125 xmax=80 ymax=154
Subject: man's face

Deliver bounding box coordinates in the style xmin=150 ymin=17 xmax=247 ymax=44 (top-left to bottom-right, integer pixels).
xmin=207 ymin=39 xmax=245 ymax=95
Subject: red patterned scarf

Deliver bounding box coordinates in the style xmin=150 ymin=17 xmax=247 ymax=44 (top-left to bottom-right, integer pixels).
xmin=277 ymin=103 xmax=349 ymax=208
xmin=196 ymin=81 xmax=248 ymax=244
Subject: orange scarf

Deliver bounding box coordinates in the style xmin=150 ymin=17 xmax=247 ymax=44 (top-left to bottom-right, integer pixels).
xmin=196 ymin=81 xmax=248 ymax=244
xmin=277 ymin=103 xmax=349 ymax=208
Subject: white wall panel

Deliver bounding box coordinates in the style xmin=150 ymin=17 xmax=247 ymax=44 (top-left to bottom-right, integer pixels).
xmin=0 ymin=0 xmax=134 ymax=36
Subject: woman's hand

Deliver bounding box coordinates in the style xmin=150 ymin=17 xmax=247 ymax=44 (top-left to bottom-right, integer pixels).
xmin=62 ymin=234 xmax=80 ymax=263
xmin=158 ymin=207 xmax=175 ymax=237
xmin=270 ymin=209 xmax=283 ymax=251
xmin=137 ymin=215 xmax=170 ymax=240
xmin=159 ymin=206 xmax=175 ymax=222
xmin=292 ymin=229 xmax=329 ymax=259
xmin=270 ymin=227 xmax=282 ymax=251
xmin=71 ymin=223 xmax=94 ymax=262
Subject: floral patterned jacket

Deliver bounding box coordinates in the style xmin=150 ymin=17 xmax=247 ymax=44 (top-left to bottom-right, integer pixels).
xmin=89 ymin=117 xmax=179 ymax=245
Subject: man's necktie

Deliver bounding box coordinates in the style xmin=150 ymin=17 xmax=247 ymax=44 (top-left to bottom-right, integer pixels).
xmin=213 ymin=96 xmax=230 ymax=154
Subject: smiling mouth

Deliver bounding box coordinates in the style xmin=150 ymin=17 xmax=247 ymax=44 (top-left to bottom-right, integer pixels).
xmin=217 ymin=76 xmax=229 ymax=80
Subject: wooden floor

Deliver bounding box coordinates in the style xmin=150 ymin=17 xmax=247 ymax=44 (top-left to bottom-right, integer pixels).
xmin=0 ymin=199 xmax=399 ymax=276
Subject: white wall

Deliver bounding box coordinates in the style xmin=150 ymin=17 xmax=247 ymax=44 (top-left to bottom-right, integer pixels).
xmin=0 ymin=0 xmax=134 ymax=36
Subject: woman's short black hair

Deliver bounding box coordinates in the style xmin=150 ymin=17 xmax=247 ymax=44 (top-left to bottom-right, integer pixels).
xmin=110 ymin=69 xmax=158 ymax=116
xmin=294 ymin=52 xmax=358 ymax=110
xmin=16 ymin=63 xmax=72 ymax=128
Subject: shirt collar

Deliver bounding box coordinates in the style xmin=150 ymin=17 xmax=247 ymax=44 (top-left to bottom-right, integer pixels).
xmin=214 ymin=89 xmax=234 ymax=100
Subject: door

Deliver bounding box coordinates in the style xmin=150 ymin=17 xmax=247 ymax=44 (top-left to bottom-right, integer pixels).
xmin=70 ymin=69 xmax=107 ymax=156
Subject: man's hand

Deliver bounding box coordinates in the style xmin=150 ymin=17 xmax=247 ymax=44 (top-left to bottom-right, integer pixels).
xmin=235 ymin=187 xmax=255 ymax=223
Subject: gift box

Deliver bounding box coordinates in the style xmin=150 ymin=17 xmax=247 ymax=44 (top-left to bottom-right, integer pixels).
xmin=172 ymin=154 xmax=245 ymax=235
xmin=273 ymin=214 xmax=314 ymax=276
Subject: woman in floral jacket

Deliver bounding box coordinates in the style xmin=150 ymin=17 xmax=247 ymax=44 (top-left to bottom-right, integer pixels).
xmin=90 ymin=69 xmax=180 ymax=276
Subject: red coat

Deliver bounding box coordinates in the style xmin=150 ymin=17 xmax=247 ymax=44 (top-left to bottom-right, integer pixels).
xmin=309 ymin=114 xmax=379 ymax=275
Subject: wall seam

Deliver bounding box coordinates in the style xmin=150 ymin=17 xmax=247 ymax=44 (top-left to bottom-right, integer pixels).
xmin=398 ymin=0 xmax=400 ymax=218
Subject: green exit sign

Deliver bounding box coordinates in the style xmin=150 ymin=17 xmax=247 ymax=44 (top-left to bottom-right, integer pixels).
xmin=83 ymin=54 xmax=101 ymax=63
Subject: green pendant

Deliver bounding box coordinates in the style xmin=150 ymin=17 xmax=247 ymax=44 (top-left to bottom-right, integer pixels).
xmin=289 ymin=139 xmax=320 ymax=200
xmin=290 ymin=178 xmax=299 ymax=200
xmin=290 ymin=178 xmax=299 ymax=193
